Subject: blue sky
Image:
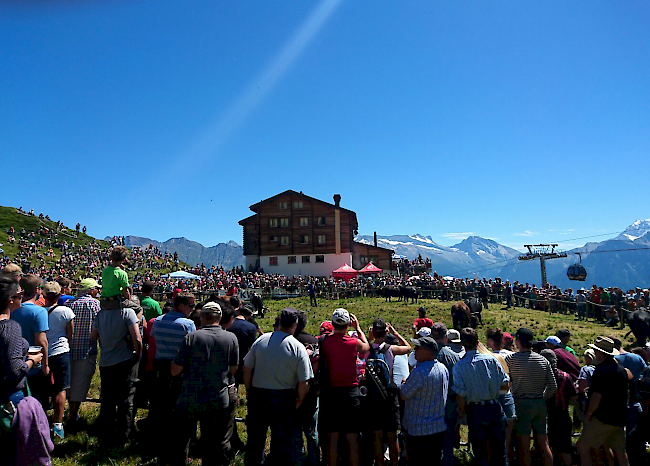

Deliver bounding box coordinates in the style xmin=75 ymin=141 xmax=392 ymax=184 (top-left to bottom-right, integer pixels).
xmin=2 ymin=1 xmax=648 ymax=250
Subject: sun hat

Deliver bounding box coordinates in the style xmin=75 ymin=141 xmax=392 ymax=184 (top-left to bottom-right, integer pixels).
xmin=583 ymin=348 xmax=596 ymax=361
xmin=201 ymin=301 xmax=222 ymax=316
xmin=588 ymin=336 xmax=620 ymax=356
xmin=332 ymin=308 xmax=350 ymax=325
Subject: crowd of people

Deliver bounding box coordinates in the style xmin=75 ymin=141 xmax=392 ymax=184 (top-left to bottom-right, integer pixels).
xmin=1 ymin=244 xmax=649 ymax=466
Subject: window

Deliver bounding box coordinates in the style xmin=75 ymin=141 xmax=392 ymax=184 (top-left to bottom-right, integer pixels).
xmin=317 ymin=216 xmax=326 ymax=226
xmin=280 ymin=236 xmax=290 ymax=246
xmin=280 ymin=218 xmax=289 ymax=227
xmin=317 ymin=235 xmax=326 ymax=244
xmin=269 ymin=235 xmax=278 ymax=242
xmin=293 ymin=201 xmax=304 ymax=209
xmin=300 ymin=235 xmax=309 ymax=244
xmin=315 ymin=255 xmax=325 ymax=263
xmin=361 ymin=256 xmax=378 ymax=265
xmin=299 ymin=217 xmax=309 ymax=227
xmin=278 ymin=202 xmax=288 ymax=209
xmin=269 ymin=218 xmax=278 ymax=228
xmin=302 ymin=256 xmax=311 ymax=263
xmin=269 ymin=257 xmax=278 ymax=266
xmin=288 ymin=256 xmax=297 ymax=264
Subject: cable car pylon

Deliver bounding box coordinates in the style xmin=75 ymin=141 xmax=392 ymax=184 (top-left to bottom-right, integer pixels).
xmin=518 ymin=244 xmax=567 ymax=287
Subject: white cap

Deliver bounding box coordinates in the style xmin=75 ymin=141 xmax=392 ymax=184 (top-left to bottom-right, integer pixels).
xmin=332 ymin=308 xmax=350 ymax=325
xmin=416 ymin=327 xmax=432 ymax=338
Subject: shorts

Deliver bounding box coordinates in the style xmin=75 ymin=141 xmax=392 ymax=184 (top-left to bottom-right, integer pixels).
xmin=67 ymin=357 xmax=97 ymax=402
xmin=513 ymin=398 xmax=547 ymax=436
xmin=578 ymin=417 xmax=625 ymax=451
xmin=319 ymin=386 xmax=361 ymax=434
xmin=49 ymin=353 xmax=71 ymax=393
xmin=498 ymin=392 xmax=516 ymax=420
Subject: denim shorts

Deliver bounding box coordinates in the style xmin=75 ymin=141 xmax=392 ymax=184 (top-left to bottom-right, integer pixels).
xmin=498 ymin=392 xmax=516 ymax=420
xmin=49 ymin=353 xmax=71 ymax=393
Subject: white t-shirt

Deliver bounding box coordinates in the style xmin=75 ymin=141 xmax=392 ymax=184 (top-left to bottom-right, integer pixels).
xmin=494 ymin=349 xmax=514 ymax=357
xmin=46 ymin=305 xmax=75 ymax=357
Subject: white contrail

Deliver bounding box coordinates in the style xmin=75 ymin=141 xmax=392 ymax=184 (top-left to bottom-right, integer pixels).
xmin=180 ymin=0 xmax=343 ymax=167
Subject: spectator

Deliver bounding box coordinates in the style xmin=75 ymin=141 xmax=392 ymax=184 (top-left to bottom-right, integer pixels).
xmin=56 ymin=277 xmax=74 ymax=305
xmin=486 ymin=327 xmax=513 ymax=357
xmin=576 ymin=337 xmax=631 ymax=466
xmin=430 ymin=323 xmax=463 ymax=466
xmin=505 ymin=328 xmax=556 ymax=466
xmin=412 ymin=307 xmax=433 ymax=336
xmin=540 ymin=349 xmax=576 ymax=466
xmin=171 ymin=301 xmax=238 ymax=466
xmin=66 ymin=278 xmax=101 ymax=427
xmin=90 ymin=284 xmax=142 ymax=448
xmin=546 ymin=335 xmax=581 ymax=382
xmin=319 ymin=309 xmax=369 ymax=466
xmin=11 ymin=274 xmax=49 ymax=408
xmin=400 ymin=336 xmax=448 ymax=464
xmin=556 ymin=329 xmax=576 ymax=356
xmin=308 ymin=282 xmax=317 ymax=307
xmin=363 ymin=318 xmax=410 ymax=466
xmin=576 ymin=348 xmax=596 ymax=422
xmin=100 ymin=246 xmax=131 ymax=309
xmin=453 ymin=328 xmax=509 ymax=466
xmin=0 ymin=276 xmax=46 ymax=460
xmin=243 ymin=308 xmax=313 ymax=466
xmin=42 ymin=281 xmax=75 ymax=439
xmin=139 ymin=281 xmax=162 ymax=321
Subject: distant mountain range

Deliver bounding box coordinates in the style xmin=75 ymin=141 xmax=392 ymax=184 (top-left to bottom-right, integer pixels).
xmin=120 ymin=236 xmax=244 ymax=270
xmin=119 ymin=218 xmax=650 ymax=289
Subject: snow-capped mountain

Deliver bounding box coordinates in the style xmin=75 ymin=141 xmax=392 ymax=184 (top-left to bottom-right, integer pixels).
xmin=616 ymin=219 xmax=650 ymax=241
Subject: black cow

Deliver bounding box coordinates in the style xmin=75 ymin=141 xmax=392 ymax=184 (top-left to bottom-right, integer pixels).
xmin=381 ymin=286 xmax=401 ymax=302
xmin=251 ymin=293 xmax=266 ymax=318
xmin=399 ymin=285 xmax=418 ymax=304
xmin=466 ymin=297 xmax=484 ymax=327
xmin=625 ymin=307 xmax=650 ymax=346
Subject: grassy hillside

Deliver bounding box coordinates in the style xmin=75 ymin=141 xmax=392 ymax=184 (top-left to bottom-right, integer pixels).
xmin=50 ymin=296 xmax=638 ymax=466
xmin=0 ymin=205 xmax=187 ymax=279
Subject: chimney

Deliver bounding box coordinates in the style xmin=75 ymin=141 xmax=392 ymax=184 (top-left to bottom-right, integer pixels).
xmin=374 ymin=231 xmax=377 ymax=247
xmin=333 ymin=194 xmax=341 ymax=207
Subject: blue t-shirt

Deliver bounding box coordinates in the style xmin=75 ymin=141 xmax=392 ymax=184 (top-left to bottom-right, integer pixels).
xmin=11 ymin=303 xmax=49 ymax=346
xmin=615 ymin=352 xmax=647 ymax=380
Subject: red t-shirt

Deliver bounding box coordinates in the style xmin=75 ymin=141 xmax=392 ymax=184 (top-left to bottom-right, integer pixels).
xmin=413 ymin=317 xmax=433 ymax=330
xmin=321 ymin=333 xmax=359 ymax=388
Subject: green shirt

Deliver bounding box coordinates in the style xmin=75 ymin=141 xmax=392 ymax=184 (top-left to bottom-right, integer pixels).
xmin=565 ymin=345 xmax=577 ymax=356
xmin=101 ymin=266 xmax=129 ymax=298
xmin=140 ymin=296 xmax=162 ymax=321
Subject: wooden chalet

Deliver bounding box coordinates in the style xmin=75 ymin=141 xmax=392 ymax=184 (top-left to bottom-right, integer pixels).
xmin=239 ymin=190 xmax=394 ymax=277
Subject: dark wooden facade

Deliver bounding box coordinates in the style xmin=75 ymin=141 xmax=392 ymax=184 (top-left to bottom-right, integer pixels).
xmin=351 ymin=241 xmax=394 ymax=271
xmin=239 ymin=190 xmax=359 ymax=257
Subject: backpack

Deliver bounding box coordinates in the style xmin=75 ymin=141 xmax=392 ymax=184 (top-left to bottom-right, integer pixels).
xmin=363 ymin=343 xmax=398 ymax=402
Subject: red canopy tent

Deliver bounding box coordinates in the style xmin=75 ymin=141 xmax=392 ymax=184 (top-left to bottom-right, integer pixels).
xmin=332 ymin=263 xmax=358 ymax=281
xmin=359 ymin=262 xmax=383 ymax=274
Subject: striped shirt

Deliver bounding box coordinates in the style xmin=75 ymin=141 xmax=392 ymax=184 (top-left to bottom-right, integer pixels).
xmin=400 ymin=360 xmax=448 ymax=436
xmin=66 ymin=295 xmax=100 ymax=361
xmin=505 ymin=351 xmax=557 ymax=399
xmin=452 ymin=350 xmax=509 ymax=403
xmin=151 ymin=311 xmax=196 ymax=361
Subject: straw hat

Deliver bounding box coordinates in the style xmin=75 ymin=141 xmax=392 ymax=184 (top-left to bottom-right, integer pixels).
xmin=588 ymin=336 xmax=620 ymax=356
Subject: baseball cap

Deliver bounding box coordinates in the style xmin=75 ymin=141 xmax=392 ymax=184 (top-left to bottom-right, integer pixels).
xmin=320 ymin=321 xmax=334 ymax=334
xmin=556 ymin=329 xmax=571 ymax=339
xmin=42 ymin=281 xmax=61 ymax=296
xmin=447 ymin=329 xmax=461 ymax=344
xmin=201 ymin=301 xmax=222 ymax=317
xmin=372 ymin=317 xmax=387 ymax=333
xmin=545 ymin=336 xmax=562 ymax=346
xmin=332 ymin=308 xmax=350 ymax=325
xmin=411 ymin=336 xmax=439 ymax=353
xmin=79 ymin=278 xmax=101 ymax=290
xmin=416 ymin=327 xmax=432 ymax=338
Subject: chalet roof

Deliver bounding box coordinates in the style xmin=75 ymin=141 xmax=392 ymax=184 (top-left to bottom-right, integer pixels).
xmin=238 ymin=214 xmax=257 ymax=226
xmin=352 ymin=241 xmax=394 ymax=254
xmin=249 ymin=190 xmax=357 ymax=216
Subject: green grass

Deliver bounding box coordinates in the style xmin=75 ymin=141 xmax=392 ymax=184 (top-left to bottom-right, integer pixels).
xmin=49 ymin=296 xmax=635 ymax=465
